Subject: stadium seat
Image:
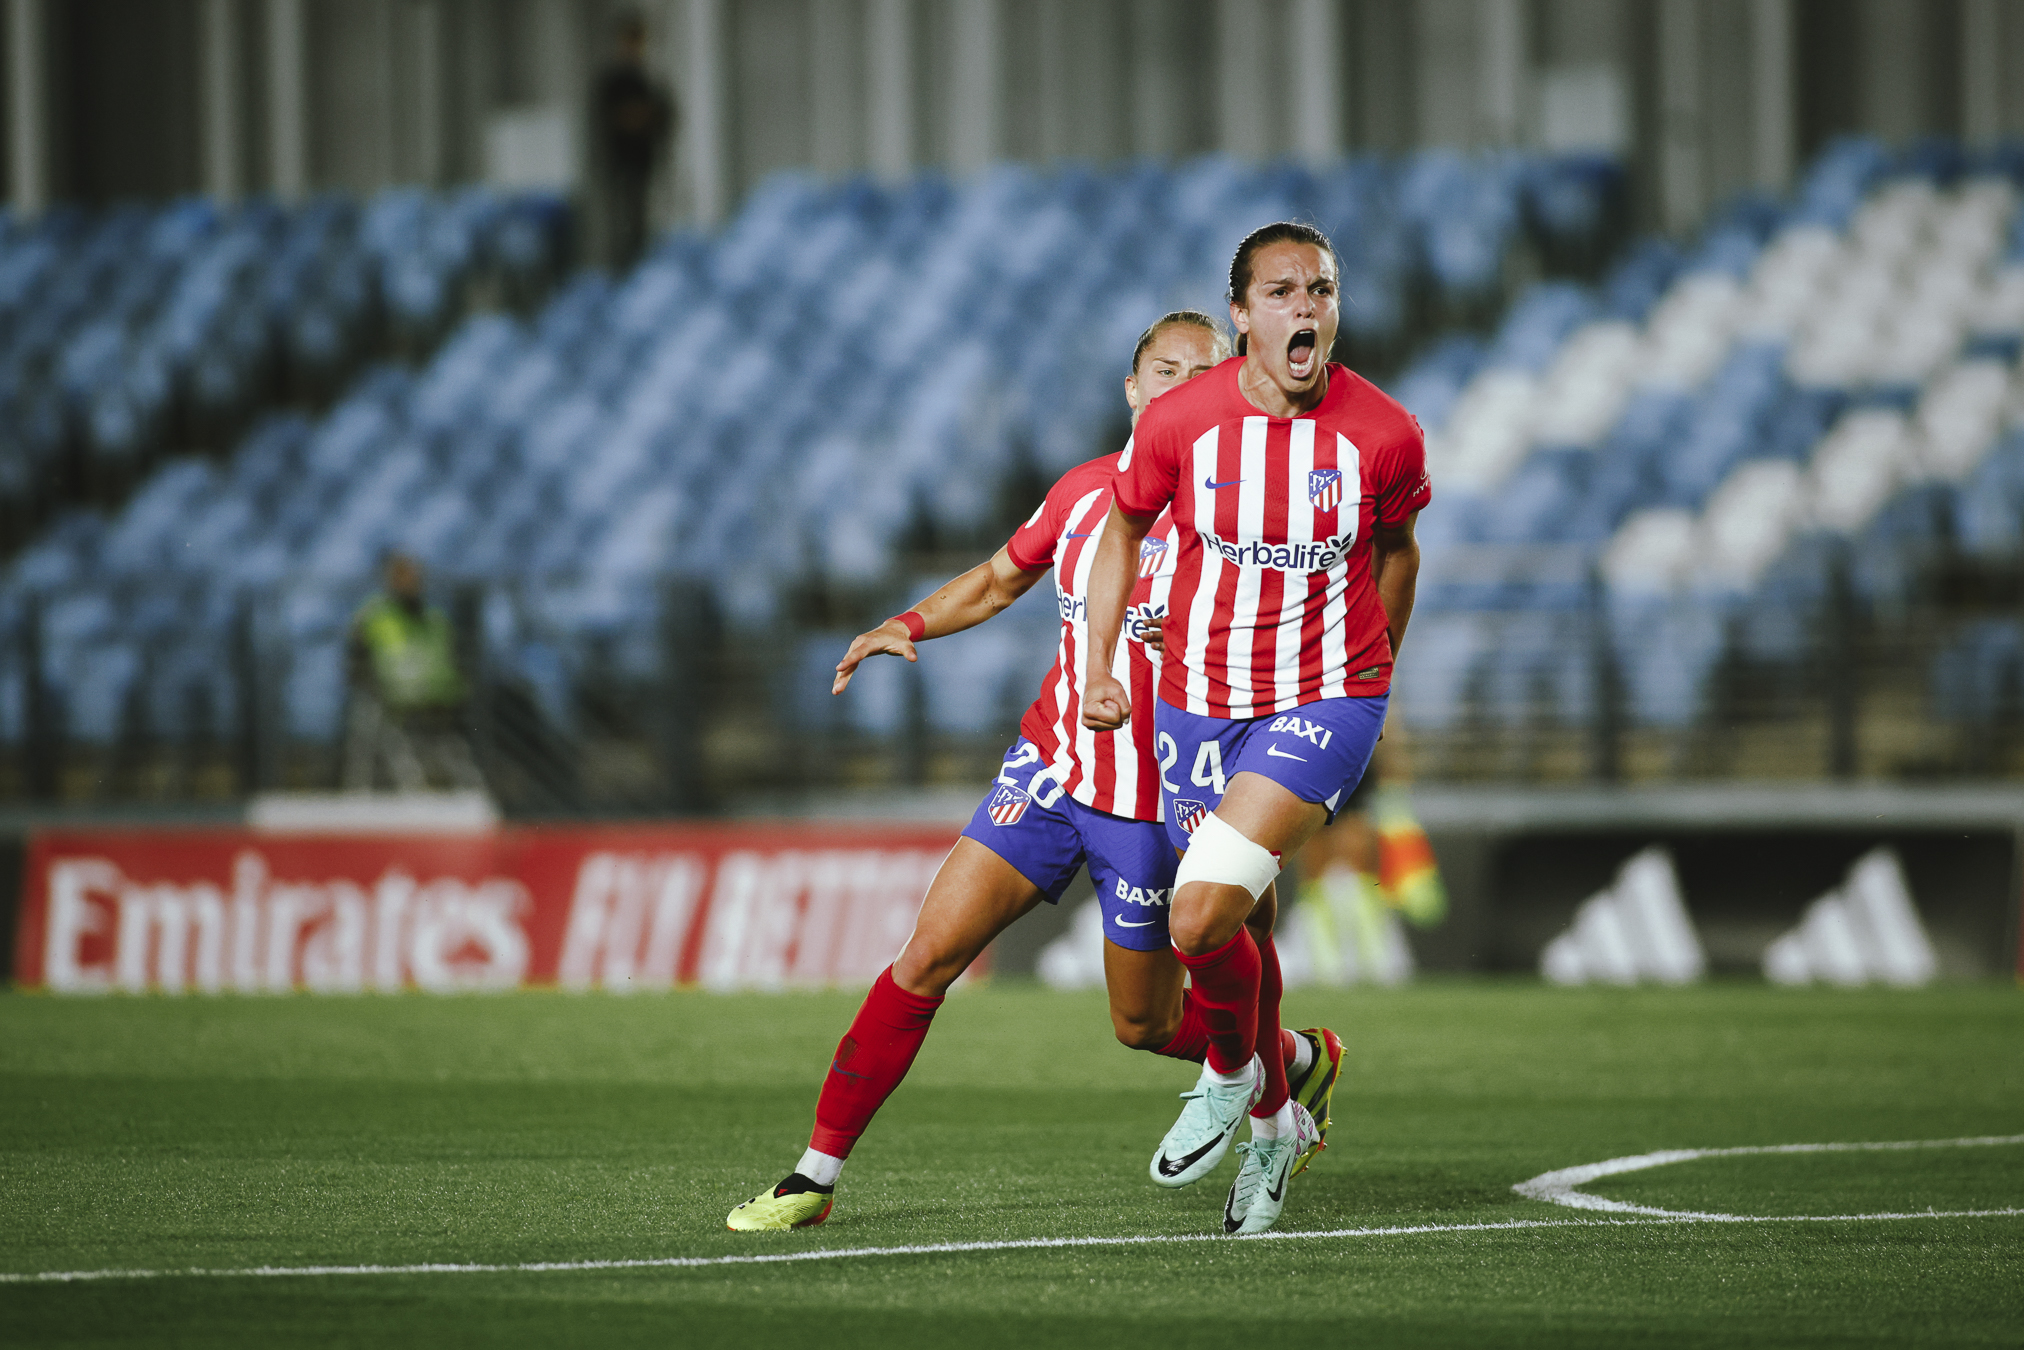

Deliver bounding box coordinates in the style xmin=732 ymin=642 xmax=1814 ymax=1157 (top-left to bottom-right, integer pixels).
xmin=8 ymin=138 xmax=2020 ymax=772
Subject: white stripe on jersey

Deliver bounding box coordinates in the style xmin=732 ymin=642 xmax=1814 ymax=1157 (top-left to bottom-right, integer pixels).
xmin=1182 ymin=425 xmax=1223 ymax=715
xmin=1059 ymin=491 xmax=1106 ymax=796
xmin=1276 ymin=420 xmax=1318 ymax=699
xmin=1044 ymin=487 xmax=1106 ymax=794
xmin=1318 ymin=431 xmax=1361 ymax=700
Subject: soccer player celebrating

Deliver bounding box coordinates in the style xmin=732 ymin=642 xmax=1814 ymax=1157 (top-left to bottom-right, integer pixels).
xmin=1081 ymin=223 xmax=1428 ymax=1235
xmin=726 ymin=311 xmax=1345 ymax=1231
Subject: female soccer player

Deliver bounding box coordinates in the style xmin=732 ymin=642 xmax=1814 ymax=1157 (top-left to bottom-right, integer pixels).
xmin=726 ymin=311 xmax=1344 ymax=1231
xmin=1081 ymin=222 xmax=1428 ymax=1235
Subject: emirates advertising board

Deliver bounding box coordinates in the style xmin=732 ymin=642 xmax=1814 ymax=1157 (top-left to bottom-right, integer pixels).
xmin=12 ymin=825 xmax=964 ymax=995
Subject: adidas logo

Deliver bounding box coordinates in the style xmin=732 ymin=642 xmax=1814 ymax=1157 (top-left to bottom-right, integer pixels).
xmin=1762 ymin=847 xmax=1936 ymax=987
xmin=1539 ymin=847 xmax=1706 ymax=986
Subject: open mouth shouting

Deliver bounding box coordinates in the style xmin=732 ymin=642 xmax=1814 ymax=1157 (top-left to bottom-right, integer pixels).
xmin=1286 ymin=328 xmax=1319 ymax=380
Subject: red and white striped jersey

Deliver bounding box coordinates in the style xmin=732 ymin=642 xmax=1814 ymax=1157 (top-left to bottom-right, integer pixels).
xmin=1006 ymin=450 xmax=1179 ymax=823
xmin=1112 ymin=359 xmax=1430 ymax=719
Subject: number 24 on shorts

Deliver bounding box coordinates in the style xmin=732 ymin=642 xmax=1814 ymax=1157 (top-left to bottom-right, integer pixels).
xmin=1157 ymin=732 xmax=1226 ymax=797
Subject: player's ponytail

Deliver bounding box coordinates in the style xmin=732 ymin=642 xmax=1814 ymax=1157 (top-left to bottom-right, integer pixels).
xmin=1227 ymin=221 xmax=1339 ymax=357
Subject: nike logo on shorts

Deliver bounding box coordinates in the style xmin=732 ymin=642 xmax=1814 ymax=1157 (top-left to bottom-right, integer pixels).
xmin=1203 ymin=476 xmax=1243 ymax=490
xmin=1265 ymin=745 xmax=1307 ymax=761
xmin=1116 ymin=916 xmax=1155 ymax=927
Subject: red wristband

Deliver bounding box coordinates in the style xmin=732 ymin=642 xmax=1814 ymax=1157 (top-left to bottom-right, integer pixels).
xmin=892 ymin=611 xmax=926 ymax=642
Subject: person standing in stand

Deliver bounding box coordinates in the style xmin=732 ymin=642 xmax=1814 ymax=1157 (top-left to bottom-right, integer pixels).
xmin=592 ymin=11 xmax=674 ymax=274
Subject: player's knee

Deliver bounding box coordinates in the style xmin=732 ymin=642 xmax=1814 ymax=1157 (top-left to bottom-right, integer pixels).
xmin=1170 ymin=815 xmax=1281 ymax=954
xmin=891 ymin=940 xmax=964 ymax=998
xmin=1110 ymin=1005 xmax=1176 ymax=1051
xmin=1167 ymin=898 xmax=1232 ymax=956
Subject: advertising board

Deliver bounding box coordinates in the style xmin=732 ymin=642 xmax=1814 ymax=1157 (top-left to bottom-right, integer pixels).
xmin=12 ymin=825 xmax=962 ymax=994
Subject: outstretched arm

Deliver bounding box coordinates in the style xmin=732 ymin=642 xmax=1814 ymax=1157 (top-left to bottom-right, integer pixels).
xmin=1370 ymin=511 xmax=1420 ymax=661
xmin=833 ymin=547 xmax=1047 ymax=694
xmin=1080 ymin=501 xmax=1157 ymax=730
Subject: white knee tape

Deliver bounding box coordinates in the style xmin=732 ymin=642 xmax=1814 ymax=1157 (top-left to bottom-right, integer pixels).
xmin=1174 ymin=812 xmax=1281 ymax=901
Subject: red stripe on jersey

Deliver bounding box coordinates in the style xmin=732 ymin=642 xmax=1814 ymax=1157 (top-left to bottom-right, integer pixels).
xmin=1297 ymin=566 xmax=1328 ymax=696
xmin=1205 ymin=429 xmax=1242 ymax=704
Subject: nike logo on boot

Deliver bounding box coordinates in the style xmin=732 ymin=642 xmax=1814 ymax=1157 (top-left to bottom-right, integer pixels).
xmin=1156 ymin=1125 xmax=1236 ymax=1178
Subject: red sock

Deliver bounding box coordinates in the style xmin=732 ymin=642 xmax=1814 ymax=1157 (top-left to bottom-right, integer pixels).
xmin=1152 ymin=995 xmax=1301 ymax=1068
xmin=1154 ymin=990 xmax=1212 ymax=1062
xmin=1251 ymin=933 xmax=1289 ymax=1118
xmin=1173 ymin=928 xmax=1261 ymax=1074
xmin=808 ymin=966 xmax=943 ymax=1159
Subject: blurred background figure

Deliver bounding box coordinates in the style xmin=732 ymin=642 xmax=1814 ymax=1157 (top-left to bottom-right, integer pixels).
xmin=344 ymin=552 xmax=483 ymax=793
xmin=592 ymin=10 xmax=674 ymax=273
xmin=1289 ymin=719 xmax=1448 ymax=986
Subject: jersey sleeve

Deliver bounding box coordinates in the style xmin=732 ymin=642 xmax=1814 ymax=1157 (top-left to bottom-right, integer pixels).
xmin=1374 ymin=417 xmax=1432 ymax=525
xmin=1004 ymin=483 xmax=1064 ymax=572
xmin=999 ymin=461 xmax=1084 ymax=574
xmin=1112 ymin=409 xmax=1183 ymax=518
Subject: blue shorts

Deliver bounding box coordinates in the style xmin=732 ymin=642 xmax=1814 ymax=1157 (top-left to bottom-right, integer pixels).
xmin=960 ymin=738 xmax=1179 ymax=952
xmin=1153 ymin=695 xmax=1389 ymax=853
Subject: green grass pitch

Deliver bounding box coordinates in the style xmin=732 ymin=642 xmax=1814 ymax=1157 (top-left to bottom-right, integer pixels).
xmin=1 ymin=982 xmax=2020 ymax=1347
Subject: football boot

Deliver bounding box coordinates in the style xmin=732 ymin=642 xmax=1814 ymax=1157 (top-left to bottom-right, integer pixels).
xmin=1222 ymin=1100 xmax=1322 ymax=1235
xmin=1150 ymin=1054 xmax=1262 ymax=1188
xmin=726 ymin=1174 xmax=835 ymax=1231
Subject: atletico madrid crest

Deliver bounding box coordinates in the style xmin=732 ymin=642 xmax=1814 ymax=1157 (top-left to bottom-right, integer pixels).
xmin=1171 ymin=798 xmax=1208 ymax=835
xmin=1308 ymin=468 xmax=1343 ymax=513
xmin=987 ymin=785 xmax=1031 ymax=826
xmin=1137 ymin=535 xmax=1169 ymax=579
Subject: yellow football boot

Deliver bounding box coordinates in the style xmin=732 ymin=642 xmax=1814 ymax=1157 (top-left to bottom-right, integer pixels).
xmin=726 ymin=1175 xmax=835 ymax=1231
xmin=1287 ymin=1027 xmax=1344 ymax=1177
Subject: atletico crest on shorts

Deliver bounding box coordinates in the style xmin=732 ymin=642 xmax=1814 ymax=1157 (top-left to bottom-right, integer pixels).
xmin=1137 ymin=535 xmax=1169 ymax=579
xmin=987 ymin=785 xmax=1031 ymax=826
xmin=1171 ymin=798 xmax=1208 ymax=835
xmin=1308 ymin=468 xmax=1343 ymax=513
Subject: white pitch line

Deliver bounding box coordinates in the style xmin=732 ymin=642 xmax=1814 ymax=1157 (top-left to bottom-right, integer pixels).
xmin=4 ymin=1208 xmax=2022 ymax=1286
xmin=1513 ymin=1133 xmax=2024 ymax=1219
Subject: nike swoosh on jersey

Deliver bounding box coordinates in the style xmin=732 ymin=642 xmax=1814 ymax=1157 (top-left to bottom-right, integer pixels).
xmin=1265 ymin=745 xmax=1307 ymax=761
xmin=1115 ymin=916 xmax=1155 ymax=927
xmin=1065 ymin=531 xmax=1094 ymax=538
xmin=1203 ymin=476 xmax=1244 ymax=490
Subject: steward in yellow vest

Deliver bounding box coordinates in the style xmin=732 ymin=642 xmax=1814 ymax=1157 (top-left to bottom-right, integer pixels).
xmin=349 ymin=554 xmax=465 ymax=714
xmin=341 ymin=552 xmax=486 ymax=792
